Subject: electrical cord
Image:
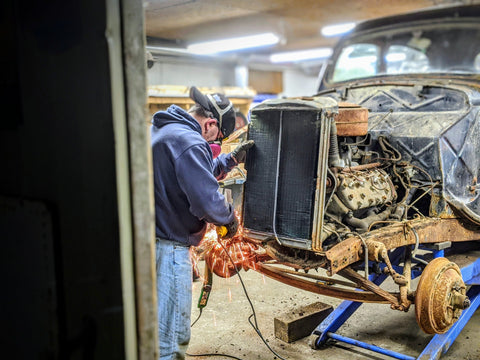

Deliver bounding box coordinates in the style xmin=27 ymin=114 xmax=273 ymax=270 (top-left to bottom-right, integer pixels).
xmin=186 ymin=351 xmax=243 ymax=360
xmin=189 ymin=111 xmax=287 ymax=360
xmin=186 ymin=282 xmax=244 ymax=360
xmin=187 ymin=240 xmax=287 ymax=360
xmin=190 ymin=308 xmax=203 ymax=328
xmin=218 ymin=241 xmax=287 ymax=359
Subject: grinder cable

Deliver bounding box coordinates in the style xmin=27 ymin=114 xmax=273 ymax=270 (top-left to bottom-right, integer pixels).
xmin=187 ymin=240 xmax=287 ymax=360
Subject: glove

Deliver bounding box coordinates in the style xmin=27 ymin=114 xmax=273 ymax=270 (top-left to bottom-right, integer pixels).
xmin=231 ymin=140 xmax=255 ymax=163
xmin=222 ymin=217 xmax=239 ymax=239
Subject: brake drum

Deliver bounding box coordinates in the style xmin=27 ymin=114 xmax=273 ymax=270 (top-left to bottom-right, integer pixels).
xmin=415 ymin=257 xmax=469 ymax=334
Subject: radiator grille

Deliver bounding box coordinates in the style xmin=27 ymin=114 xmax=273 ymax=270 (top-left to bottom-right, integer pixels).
xmin=243 ymin=98 xmax=335 ymax=248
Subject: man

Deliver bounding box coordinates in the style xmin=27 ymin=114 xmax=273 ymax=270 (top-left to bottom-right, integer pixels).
xmin=151 ymin=86 xmax=254 ymax=359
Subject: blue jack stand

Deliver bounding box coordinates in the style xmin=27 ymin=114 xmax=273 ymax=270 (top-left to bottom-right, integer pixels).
xmin=310 ymin=247 xmax=480 ymax=360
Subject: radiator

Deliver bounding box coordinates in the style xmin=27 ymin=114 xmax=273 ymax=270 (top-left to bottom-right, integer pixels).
xmin=243 ymin=97 xmax=337 ymax=250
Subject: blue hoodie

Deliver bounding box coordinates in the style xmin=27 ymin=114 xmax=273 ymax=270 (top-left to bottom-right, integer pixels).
xmin=151 ymin=105 xmax=236 ymax=246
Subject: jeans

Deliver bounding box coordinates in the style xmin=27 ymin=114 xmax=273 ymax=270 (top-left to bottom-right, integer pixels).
xmin=156 ymin=238 xmax=192 ymax=360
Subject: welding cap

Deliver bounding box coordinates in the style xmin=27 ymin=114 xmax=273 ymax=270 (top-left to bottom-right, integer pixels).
xmin=189 ymin=86 xmax=236 ymax=138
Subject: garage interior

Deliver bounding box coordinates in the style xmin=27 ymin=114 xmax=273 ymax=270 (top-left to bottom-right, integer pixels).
xmin=1 ymin=0 xmax=480 ymax=360
xmin=144 ymin=0 xmax=464 ymax=100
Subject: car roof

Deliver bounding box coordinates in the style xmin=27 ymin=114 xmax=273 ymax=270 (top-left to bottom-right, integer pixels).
xmin=353 ymin=4 xmax=480 ymax=34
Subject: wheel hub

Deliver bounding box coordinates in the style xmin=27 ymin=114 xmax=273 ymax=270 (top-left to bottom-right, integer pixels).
xmin=415 ymin=257 xmax=469 ymax=334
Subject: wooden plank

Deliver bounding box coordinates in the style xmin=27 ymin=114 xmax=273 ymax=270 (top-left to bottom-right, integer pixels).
xmin=147 ymin=96 xmax=253 ymax=115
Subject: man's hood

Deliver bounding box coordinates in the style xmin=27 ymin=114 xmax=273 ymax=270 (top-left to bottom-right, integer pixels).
xmin=152 ymin=105 xmax=202 ymax=133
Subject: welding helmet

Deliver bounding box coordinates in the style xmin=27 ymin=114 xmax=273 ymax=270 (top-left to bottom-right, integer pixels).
xmin=189 ymin=86 xmax=236 ymax=138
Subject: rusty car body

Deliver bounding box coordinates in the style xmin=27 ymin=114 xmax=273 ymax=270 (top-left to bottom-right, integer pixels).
xmin=237 ymin=4 xmax=480 ymax=335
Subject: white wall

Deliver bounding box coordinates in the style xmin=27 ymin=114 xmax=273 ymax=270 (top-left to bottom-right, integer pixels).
xmin=147 ymin=56 xmax=321 ymax=98
xmin=281 ymin=68 xmax=320 ymax=97
xmin=147 ymin=57 xmax=236 ymax=87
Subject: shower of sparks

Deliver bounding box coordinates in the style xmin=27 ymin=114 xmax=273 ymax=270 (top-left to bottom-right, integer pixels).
xmin=193 ymin=212 xmax=270 ymax=279
xmin=204 ymin=227 xmax=260 ymax=278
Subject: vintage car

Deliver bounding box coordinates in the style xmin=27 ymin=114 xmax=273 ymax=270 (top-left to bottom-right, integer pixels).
xmin=204 ymin=4 xmax=480 ymax=345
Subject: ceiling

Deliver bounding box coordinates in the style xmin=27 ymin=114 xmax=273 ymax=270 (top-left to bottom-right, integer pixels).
xmin=144 ymin=0 xmax=469 ymax=66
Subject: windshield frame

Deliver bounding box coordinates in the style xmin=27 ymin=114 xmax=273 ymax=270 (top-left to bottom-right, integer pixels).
xmin=320 ymin=17 xmax=480 ymax=89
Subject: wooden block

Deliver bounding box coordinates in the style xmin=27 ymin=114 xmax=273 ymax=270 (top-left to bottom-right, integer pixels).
xmin=274 ymin=301 xmax=333 ymax=343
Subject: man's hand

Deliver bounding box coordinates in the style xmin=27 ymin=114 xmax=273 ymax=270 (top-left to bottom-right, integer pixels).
xmin=231 ymin=140 xmax=255 ymax=163
xmin=223 ymin=217 xmax=239 ymax=238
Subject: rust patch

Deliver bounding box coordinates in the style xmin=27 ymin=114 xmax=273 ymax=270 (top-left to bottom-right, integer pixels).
xmin=415 ymin=258 xmax=467 ymax=334
xmin=257 ymin=262 xmax=394 ymax=304
xmin=325 ymin=218 xmax=480 ymax=275
xmin=430 ymin=192 xmax=456 ymax=218
xmin=336 ymin=102 xmax=369 ymax=136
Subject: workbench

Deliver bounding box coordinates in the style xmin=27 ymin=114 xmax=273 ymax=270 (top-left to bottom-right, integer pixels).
xmin=147 ymin=85 xmax=255 ymax=116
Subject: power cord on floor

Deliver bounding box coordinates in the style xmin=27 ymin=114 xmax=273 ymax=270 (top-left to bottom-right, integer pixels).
xmin=190 ymin=308 xmax=203 ymax=328
xmin=187 ymin=240 xmax=287 ymax=360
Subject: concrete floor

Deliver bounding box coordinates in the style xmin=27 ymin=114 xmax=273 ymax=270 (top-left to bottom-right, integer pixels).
xmin=187 ymin=260 xmax=480 ymax=360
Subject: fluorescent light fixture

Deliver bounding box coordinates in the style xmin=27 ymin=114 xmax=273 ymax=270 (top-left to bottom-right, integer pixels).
xmin=145 ymin=45 xmax=190 ymax=54
xmin=321 ymin=22 xmax=355 ymax=37
xmin=187 ymin=32 xmax=279 ymax=55
xmin=270 ymin=48 xmax=333 ymax=63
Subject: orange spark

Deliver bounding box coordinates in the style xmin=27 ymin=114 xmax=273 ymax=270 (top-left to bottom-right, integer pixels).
xmin=197 ymin=212 xmax=265 ymax=278
xmin=204 ymin=233 xmax=259 ymax=277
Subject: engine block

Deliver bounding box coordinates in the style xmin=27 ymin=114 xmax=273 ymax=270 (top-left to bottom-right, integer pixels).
xmin=334 ymin=169 xmax=396 ymax=213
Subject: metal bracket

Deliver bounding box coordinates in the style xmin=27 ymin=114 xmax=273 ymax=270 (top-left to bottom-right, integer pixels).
xmin=422 ymin=241 xmax=452 ymax=251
